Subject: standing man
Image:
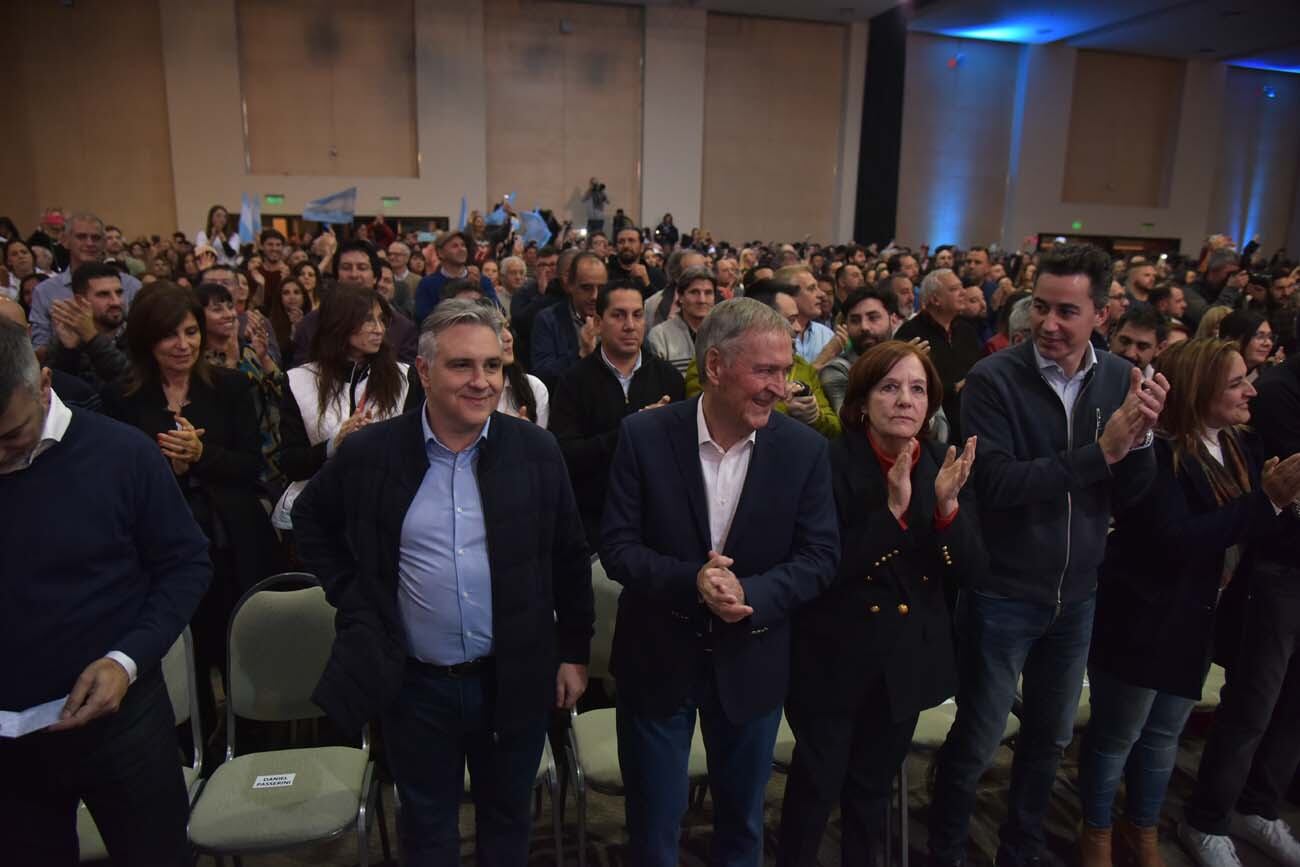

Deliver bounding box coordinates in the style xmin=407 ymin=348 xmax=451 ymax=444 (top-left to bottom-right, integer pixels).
xmin=256 ymin=228 xmax=291 ymax=300
xmin=551 ymin=280 xmax=685 ymax=549
xmin=530 ymin=251 xmax=606 ymax=387
xmin=929 ymin=244 xmax=1168 ymax=867
xmin=292 ymin=299 xmax=593 ymax=865
xmin=413 ymin=230 xmax=499 ymax=323
xmin=0 ymin=318 xmax=212 ymax=864
xmin=895 ymin=269 xmax=983 ymax=442
xmin=819 ymin=285 xmax=898 ymax=413
xmin=607 ymin=225 xmax=666 ymax=297
xmin=46 ymin=262 xmax=132 ymax=392
xmin=647 ymin=266 xmax=718 ymax=375
xmin=602 ymin=297 xmax=839 ymax=866
xmin=777 ymin=265 xmax=835 ymax=363
xmin=29 ymin=212 xmax=143 ymax=355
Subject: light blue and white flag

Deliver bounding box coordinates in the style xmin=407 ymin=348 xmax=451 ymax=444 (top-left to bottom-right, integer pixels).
xmin=237 ymin=193 xmax=262 ymax=246
xmin=518 ymin=210 xmax=552 ymax=247
xmin=457 ymin=196 xmax=468 ymax=231
xmin=303 ymin=187 xmax=357 ymax=224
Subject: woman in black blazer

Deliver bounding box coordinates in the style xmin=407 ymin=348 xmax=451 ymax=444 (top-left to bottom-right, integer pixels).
xmin=778 ymin=340 xmax=982 ymax=867
xmin=1079 ymin=339 xmax=1300 ymax=867
xmin=105 ymin=283 xmax=280 ymax=743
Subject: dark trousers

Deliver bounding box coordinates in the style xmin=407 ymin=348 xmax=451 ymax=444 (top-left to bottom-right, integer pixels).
xmin=381 ymin=659 xmax=548 ymax=867
xmin=777 ymin=674 xmax=919 ymax=867
xmin=930 ymin=590 xmax=1094 ymax=866
xmin=1186 ymin=578 xmax=1300 ymax=835
xmin=0 ymin=668 xmax=191 ymax=866
xmin=617 ymin=673 xmax=783 ymax=867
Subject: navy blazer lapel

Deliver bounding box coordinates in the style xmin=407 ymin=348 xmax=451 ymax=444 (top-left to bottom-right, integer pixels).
xmin=394 ymin=409 xmax=430 ymax=504
xmin=668 ymin=398 xmax=712 ymax=554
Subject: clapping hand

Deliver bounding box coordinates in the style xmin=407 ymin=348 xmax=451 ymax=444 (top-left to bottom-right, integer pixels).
xmin=639 ymin=394 xmax=671 ymax=412
xmin=159 ymin=416 xmax=205 ymax=475
xmin=886 ymin=439 xmax=917 ymax=521
xmin=697 ymin=550 xmax=752 ymax=623
xmin=333 ymin=407 xmax=374 ymax=450
xmin=578 ymin=316 xmax=599 ymax=357
xmin=934 ymin=436 xmax=977 ymax=518
xmin=1099 ymin=368 xmax=1168 ymax=463
xmin=1261 ymin=453 xmax=1300 ymax=510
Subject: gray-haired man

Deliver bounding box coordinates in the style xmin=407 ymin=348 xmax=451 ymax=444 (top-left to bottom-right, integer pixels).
xmin=293 ymin=299 xmax=594 ymax=865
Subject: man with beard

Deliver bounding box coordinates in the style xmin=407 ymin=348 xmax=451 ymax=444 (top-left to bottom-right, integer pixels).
xmin=819 ymin=285 xmax=898 ymax=413
xmin=606 ymin=226 xmax=666 ymax=297
xmin=46 ymin=262 xmax=132 ymax=392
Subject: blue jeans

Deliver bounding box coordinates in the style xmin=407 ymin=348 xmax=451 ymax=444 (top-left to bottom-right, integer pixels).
xmin=930 ymin=590 xmax=1095 ymax=866
xmin=382 ymin=660 xmax=547 ymax=867
xmin=1078 ymin=665 xmax=1196 ymax=828
xmin=617 ymin=676 xmax=783 ymax=867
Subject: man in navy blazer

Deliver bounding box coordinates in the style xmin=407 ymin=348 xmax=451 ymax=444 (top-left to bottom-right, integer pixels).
xmin=529 ymin=251 xmax=605 ymax=387
xmin=601 ymin=297 xmax=839 ymax=866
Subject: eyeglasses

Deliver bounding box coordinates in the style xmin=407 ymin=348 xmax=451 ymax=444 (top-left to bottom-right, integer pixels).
xmin=1251 ymin=331 xmax=1275 ymax=343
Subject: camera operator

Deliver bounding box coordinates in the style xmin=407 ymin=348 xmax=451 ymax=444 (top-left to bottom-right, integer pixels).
xmin=581 ymin=177 xmax=608 ymax=236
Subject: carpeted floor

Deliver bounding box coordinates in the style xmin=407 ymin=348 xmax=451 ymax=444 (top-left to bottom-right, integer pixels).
xmin=227 ymin=710 xmax=1299 ymax=867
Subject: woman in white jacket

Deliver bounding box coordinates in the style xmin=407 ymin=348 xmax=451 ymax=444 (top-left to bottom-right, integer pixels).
xmin=274 ymin=286 xmax=423 ymax=528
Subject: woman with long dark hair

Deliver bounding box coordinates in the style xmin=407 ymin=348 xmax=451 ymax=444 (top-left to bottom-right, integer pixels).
xmin=291 ymin=260 xmax=321 ymax=308
xmin=267 ymin=277 xmax=312 ymax=367
xmin=104 ymin=283 xmax=278 ymax=749
xmin=273 ymin=286 xmax=423 ymax=529
xmin=196 ymin=204 xmax=240 ymax=266
xmin=495 ymin=318 xmax=548 ymax=427
xmin=1078 ymin=338 xmax=1300 ymax=867
xmin=1219 ymin=310 xmax=1279 ymax=383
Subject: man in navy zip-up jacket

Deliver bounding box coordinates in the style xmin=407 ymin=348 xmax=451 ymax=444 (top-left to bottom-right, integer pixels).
xmin=930 ymin=244 xmax=1168 ymax=867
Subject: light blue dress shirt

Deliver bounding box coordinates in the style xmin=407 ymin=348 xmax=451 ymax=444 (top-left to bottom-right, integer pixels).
xmin=794 ymin=320 xmax=835 ymax=362
xmin=396 ymin=406 xmax=494 ymax=665
xmin=1032 ymin=340 xmax=1097 ymax=419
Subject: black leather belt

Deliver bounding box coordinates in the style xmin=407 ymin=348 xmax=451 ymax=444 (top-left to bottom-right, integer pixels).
xmin=411 ymin=656 xmax=493 ymax=678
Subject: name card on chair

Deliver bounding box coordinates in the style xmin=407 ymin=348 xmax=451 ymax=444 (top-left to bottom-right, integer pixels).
xmin=252 ymin=773 xmax=297 ymax=789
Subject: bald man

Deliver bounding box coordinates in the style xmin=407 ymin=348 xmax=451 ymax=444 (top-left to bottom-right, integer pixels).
xmin=0 ymin=298 xmax=102 ymax=411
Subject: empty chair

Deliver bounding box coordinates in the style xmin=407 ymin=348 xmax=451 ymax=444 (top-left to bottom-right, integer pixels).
xmin=186 ymin=574 xmax=390 ymax=866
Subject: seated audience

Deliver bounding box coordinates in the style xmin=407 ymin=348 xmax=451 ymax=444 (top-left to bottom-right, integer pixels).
xmin=780 ymin=340 xmax=981 ymax=866
xmin=647 ymin=266 xmax=717 ymax=374
xmin=1080 ymin=338 xmax=1300 ymax=867
xmin=550 ymin=280 xmax=685 ymax=549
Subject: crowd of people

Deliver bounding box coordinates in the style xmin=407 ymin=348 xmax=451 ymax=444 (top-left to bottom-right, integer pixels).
xmin=2 ymin=203 xmax=1299 ymax=867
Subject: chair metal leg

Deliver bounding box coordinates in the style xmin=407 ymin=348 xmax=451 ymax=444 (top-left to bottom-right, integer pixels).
xmin=549 ymin=768 xmax=563 ymax=867
xmin=376 ymin=780 xmax=393 ymax=864
xmin=885 ymin=777 xmax=894 ymax=867
xmin=899 ymin=758 xmax=909 ymax=867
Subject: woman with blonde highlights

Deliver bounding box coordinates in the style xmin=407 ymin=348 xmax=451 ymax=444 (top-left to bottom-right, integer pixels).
xmin=1078 ymin=338 xmax=1300 ymax=867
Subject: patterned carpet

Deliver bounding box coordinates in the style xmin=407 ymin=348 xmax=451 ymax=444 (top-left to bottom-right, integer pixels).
xmin=236 ymin=710 xmax=1299 ymax=867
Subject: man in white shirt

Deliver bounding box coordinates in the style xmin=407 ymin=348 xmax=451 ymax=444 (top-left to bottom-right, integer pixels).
xmin=601 ymin=297 xmax=839 ymax=866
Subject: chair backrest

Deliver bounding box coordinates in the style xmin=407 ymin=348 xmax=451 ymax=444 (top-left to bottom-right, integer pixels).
xmin=226 ymin=573 xmax=334 ymax=727
xmin=589 ymin=555 xmax=621 ymax=682
xmin=161 ymin=630 xmax=192 ymax=725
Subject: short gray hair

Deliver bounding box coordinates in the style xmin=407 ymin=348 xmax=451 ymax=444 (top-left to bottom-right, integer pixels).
xmin=1008 ymin=295 xmax=1033 ymax=339
xmin=694 ymin=297 xmax=791 ymax=379
xmin=64 ymin=211 xmax=104 ymax=233
xmin=418 ymin=298 xmax=504 ymax=361
xmin=667 ymin=248 xmax=707 ymax=285
xmin=0 ymin=317 xmax=40 ymax=415
xmin=920 ymin=268 xmax=956 ymax=304
xmin=500 ymin=255 xmax=526 ymax=274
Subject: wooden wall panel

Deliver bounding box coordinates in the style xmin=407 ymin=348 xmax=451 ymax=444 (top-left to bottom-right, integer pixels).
xmin=0 ymin=0 xmax=176 ymax=238
xmin=484 ymin=0 xmax=643 ymax=225
xmin=1062 ymin=50 xmax=1184 ymax=208
xmin=237 ymin=0 xmax=417 ymax=177
xmin=701 ymin=14 xmax=846 ymax=243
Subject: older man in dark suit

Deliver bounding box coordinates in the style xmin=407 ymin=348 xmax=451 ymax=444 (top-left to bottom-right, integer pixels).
xmin=601 ymin=297 xmax=839 ymax=866
xmin=293 ymin=298 xmax=593 ymax=866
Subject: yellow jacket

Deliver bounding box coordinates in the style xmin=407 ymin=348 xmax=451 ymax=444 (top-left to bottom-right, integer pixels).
xmin=683 ymin=355 xmax=841 ymax=438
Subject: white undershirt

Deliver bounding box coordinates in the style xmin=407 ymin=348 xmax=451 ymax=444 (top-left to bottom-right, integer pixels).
xmin=696 ymin=396 xmax=756 ymax=553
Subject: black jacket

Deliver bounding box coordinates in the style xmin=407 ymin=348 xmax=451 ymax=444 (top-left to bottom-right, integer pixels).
xmin=894 ymin=311 xmax=983 ymax=442
xmin=291 ymin=410 xmax=594 ymax=738
xmin=606 ymin=259 xmax=667 ymax=297
xmin=1246 ymin=355 xmax=1300 ymax=584
xmin=600 ymin=398 xmax=839 ymax=723
xmin=104 ymin=368 xmax=279 ymax=593
xmin=960 ymin=340 xmax=1156 ymax=605
xmin=550 ymin=351 xmax=686 ymax=548
xmin=789 ymin=432 xmax=984 ymax=720
xmin=1091 ymin=434 xmax=1291 ymax=699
